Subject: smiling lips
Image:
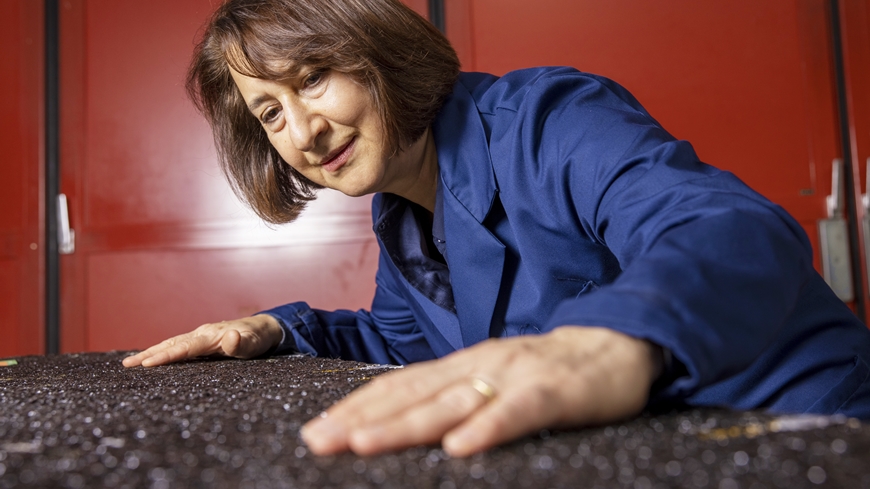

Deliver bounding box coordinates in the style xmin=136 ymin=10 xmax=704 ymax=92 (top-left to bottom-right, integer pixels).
xmin=321 ymin=138 xmax=356 ymax=173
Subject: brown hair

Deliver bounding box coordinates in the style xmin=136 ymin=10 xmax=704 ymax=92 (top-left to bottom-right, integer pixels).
xmin=186 ymin=0 xmax=460 ymax=223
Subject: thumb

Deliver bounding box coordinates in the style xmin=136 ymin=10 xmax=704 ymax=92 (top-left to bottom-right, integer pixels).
xmin=220 ymin=329 xmax=244 ymax=358
xmin=221 ymin=328 xmax=271 ymax=359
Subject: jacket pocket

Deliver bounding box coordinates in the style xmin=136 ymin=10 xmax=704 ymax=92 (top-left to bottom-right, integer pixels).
xmin=555 ymin=277 xmax=599 ymax=298
xmin=806 ymin=356 xmax=870 ymax=415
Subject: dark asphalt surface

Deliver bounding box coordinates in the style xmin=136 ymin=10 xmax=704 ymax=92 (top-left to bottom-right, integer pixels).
xmin=0 ymin=352 xmax=867 ymax=488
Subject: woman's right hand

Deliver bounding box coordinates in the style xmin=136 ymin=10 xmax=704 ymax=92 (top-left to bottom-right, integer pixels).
xmin=121 ymin=314 xmax=283 ymax=368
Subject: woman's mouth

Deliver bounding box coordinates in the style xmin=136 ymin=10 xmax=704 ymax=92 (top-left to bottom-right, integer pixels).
xmin=321 ymin=138 xmax=356 ymax=173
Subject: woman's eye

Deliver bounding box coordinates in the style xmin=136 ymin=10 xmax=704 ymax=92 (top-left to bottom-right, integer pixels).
xmin=261 ymin=107 xmax=280 ymax=125
xmin=303 ymin=69 xmax=326 ymax=88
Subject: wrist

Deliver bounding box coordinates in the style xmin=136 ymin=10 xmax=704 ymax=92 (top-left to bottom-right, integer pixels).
xmin=253 ymin=314 xmax=283 ymax=349
xmin=550 ymin=326 xmax=662 ymax=420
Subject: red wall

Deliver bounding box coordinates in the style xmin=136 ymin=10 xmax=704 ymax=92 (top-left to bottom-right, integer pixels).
xmin=842 ymin=0 xmax=870 ymax=322
xmin=0 ymin=0 xmax=44 ymax=356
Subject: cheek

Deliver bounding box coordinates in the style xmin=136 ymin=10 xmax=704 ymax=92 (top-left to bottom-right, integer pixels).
xmin=330 ymin=91 xmax=379 ymax=132
xmin=267 ymin=134 xmax=301 ymax=169
xmin=279 ymin=153 xmax=309 ymax=175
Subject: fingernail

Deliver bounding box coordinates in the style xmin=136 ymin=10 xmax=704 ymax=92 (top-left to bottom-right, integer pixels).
xmin=347 ymin=424 xmax=386 ymax=454
xmin=443 ymin=429 xmax=477 ymax=456
xmin=352 ymin=424 xmax=384 ymax=444
xmin=301 ymin=417 xmax=345 ymax=446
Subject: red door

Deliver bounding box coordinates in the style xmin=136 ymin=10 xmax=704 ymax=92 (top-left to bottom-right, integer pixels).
xmin=57 ymin=0 xmax=429 ymax=353
xmin=0 ymin=0 xmax=44 ymax=357
xmin=842 ymin=0 xmax=870 ymax=323
xmin=445 ymin=0 xmax=855 ymax=312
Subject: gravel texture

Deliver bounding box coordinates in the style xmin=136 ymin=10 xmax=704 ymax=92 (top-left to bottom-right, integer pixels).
xmin=0 ymin=352 xmax=868 ymax=488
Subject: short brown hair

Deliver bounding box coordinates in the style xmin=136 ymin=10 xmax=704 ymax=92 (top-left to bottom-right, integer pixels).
xmin=186 ymin=0 xmax=460 ymax=223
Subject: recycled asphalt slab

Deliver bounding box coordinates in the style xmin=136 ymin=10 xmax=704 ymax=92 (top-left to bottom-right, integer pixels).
xmin=0 ymin=352 xmax=868 ymax=488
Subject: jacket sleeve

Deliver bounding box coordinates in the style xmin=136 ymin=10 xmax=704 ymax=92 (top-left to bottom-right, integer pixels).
xmin=259 ymin=249 xmax=437 ymax=366
xmin=522 ymin=70 xmax=818 ymax=400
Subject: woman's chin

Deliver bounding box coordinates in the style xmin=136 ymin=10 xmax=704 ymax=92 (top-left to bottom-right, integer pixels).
xmin=334 ymin=181 xmax=377 ymax=198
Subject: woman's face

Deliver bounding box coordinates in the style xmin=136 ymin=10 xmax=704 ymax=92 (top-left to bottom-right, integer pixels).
xmin=230 ymin=66 xmax=413 ymax=198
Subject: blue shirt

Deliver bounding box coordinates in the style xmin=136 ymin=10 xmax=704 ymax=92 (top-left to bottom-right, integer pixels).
xmin=375 ymin=191 xmax=454 ymax=315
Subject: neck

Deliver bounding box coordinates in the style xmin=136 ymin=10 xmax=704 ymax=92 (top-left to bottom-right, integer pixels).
xmin=395 ymin=129 xmax=438 ymax=213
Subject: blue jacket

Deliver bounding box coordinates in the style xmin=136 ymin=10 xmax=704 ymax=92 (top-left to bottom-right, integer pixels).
xmin=265 ymin=67 xmax=870 ymax=417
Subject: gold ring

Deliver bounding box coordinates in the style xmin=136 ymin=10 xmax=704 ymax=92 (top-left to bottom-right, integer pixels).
xmin=471 ymin=377 xmax=496 ymax=402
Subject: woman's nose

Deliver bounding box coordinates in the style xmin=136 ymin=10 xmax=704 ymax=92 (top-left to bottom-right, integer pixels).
xmin=285 ymin=103 xmax=327 ymax=152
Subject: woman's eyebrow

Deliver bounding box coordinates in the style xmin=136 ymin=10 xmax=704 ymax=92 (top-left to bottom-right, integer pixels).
xmin=247 ymin=95 xmax=272 ymax=113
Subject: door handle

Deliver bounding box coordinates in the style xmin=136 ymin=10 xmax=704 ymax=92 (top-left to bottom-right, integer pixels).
xmin=57 ymin=193 xmax=75 ymax=255
xmin=818 ymin=159 xmax=854 ymax=301
xmin=862 ymin=157 xmax=870 ymax=294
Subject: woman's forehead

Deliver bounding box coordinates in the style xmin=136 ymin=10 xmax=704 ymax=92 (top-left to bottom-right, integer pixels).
xmin=223 ymin=39 xmax=304 ymax=80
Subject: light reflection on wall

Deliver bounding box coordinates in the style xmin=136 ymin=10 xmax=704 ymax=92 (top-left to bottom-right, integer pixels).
xmin=216 ymin=190 xmax=375 ymax=253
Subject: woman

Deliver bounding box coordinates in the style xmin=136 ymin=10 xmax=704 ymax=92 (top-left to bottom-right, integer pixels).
xmin=123 ymin=0 xmax=870 ymax=457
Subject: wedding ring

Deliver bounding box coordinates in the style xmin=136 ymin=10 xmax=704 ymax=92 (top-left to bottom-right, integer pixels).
xmin=471 ymin=377 xmax=497 ymax=402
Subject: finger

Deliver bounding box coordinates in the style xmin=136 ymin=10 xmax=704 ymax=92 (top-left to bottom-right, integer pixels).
xmin=338 ymin=360 xmax=465 ymax=420
xmin=443 ymin=384 xmax=562 ymax=457
xmin=121 ymin=352 xmax=146 ymax=367
xmin=348 ymin=379 xmax=492 ymax=455
xmin=122 ymin=336 xmax=184 ymax=367
xmin=139 ymin=333 xmax=220 ymax=367
xmin=300 ymin=412 xmax=350 ymax=455
xmin=329 ymin=340 xmax=495 ymax=421
xmin=301 ymin=360 xmax=465 ymax=453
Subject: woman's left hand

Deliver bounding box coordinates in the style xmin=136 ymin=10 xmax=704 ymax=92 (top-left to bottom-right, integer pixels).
xmin=300 ymin=326 xmax=663 ymax=457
